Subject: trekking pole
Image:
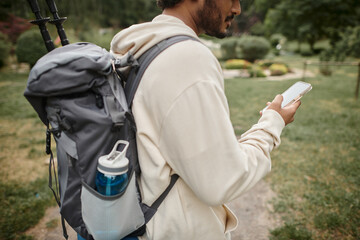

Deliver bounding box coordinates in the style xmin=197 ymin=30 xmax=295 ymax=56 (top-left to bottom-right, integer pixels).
xmin=27 ymin=0 xmax=55 ymax=52
xmin=45 ymin=0 xmax=70 ymax=46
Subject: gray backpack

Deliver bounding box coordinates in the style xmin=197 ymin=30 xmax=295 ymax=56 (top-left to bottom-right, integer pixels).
xmin=24 ymin=35 xmax=195 ymax=240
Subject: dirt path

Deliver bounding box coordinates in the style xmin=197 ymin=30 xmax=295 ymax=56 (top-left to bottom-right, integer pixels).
xmin=228 ymin=180 xmax=282 ymax=240
xmin=26 ymin=180 xmax=281 ymax=240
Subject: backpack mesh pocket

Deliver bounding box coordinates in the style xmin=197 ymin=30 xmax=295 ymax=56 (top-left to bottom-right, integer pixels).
xmin=81 ymin=174 xmax=145 ymax=240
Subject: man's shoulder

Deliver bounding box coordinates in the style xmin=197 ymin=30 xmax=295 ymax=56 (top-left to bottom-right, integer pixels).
xmin=159 ymin=38 xmax=219 ymax=67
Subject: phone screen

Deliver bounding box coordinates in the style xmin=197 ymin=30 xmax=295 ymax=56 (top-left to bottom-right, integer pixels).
xmin=281 ymin=81 xmax=312 ymax=108
xmin=262 ymin=81 xmax=312 ymax=113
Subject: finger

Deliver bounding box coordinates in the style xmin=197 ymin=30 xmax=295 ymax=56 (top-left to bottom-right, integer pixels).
xmin=289 ymin=117 xmax=295 ymax=124
xmin=266 ymin=102 xmax=271 ymax=106
xmin=272 ymin=94 xmax=283 ymax=104
xmin=292 ymin=100 xmax=301 ymax=110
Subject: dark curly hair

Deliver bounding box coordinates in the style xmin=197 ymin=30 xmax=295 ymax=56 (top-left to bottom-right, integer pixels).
xmin=157 ymin=0 xmax=184 ymax=10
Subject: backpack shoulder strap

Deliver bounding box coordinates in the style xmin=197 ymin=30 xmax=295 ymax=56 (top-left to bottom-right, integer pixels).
xmin=122 ymin=35 xmax=198 ymax=227
xmin=125 ymin=35 xmax=199 ymax=106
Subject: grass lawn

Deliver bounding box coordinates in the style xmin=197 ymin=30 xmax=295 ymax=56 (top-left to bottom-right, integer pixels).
xmin=225 ymin=55 xmax=360 ymax=239
xmin=0 ymin=71 xmax=55 ymax=240
xmin=0 ymin=54 xmax=359 ymax=239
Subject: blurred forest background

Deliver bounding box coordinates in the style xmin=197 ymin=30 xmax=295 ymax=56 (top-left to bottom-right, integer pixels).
xmin=0 ymin=0 xmax=359 ymax=66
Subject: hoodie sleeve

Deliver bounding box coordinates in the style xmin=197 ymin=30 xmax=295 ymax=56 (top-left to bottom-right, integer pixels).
xmin=157 ymin=48 xmax=285 ymax=206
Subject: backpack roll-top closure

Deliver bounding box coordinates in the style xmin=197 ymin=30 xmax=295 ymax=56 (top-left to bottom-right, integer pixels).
xmin=24 ymin=42 xmax=114 ymax=125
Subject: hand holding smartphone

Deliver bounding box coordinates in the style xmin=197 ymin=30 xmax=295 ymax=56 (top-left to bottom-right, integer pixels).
xmin=262 ymin=81 xmax=312 ymax=113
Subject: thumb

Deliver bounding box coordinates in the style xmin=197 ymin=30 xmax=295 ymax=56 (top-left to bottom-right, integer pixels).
xmin=272 ymin=94 xmax=283 ymax=105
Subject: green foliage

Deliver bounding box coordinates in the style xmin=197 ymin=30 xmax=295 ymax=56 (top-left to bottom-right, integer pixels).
xmin=0 ymin=32 xmax=11 ymax=68
xmin=238 ymin=35 xmax=271 ymax=62
xmin=254 ymin=0 xmax=283 ymax=20
xmin=224 ymin=59 xmax=252 ymax=69
xmin=15 ymin=30 xmax=47 ymax=68
xmin=0 ymin=14 xmax=32 ymax=44
xmin=269 ymin=63 xmax=288 ymax=76
xmin=248 ymin=65 xmax=266 ymax=78
xmin=250 ymin=22 xmax=265 ymax=36
xmin=270 ymin=33 xmax=286 ymax=48
xmin=320 ymin=26 xmax=360 ymax=62
xmin=0 ymin=178 xmax=53 ymax=240
xmin=78 ymin=28 xmax=117 ymax=50
xmin=220 ymin=37 xmax=242 ymax=60
xmin=0 ymin=72 xmax=37 ymax=119
xmin=270 ymin=223 xmax=313 ymax=240
xmin=1 ymin=0 xmax=161 ymax=29
xmin=262 ymin=0 xmax=360 ymax=52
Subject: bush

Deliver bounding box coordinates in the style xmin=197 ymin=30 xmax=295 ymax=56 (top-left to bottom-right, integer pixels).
xmin=300 ymin=49 xmax=314 ymax=57
xmin=250 ymin=22 xmax=265 ymax=36
xmin=0 ymin=14 xmax=32 ymax=44
xmin=80 ymin=29 xmax=116 ymax=50
xmin=269 ymin=63 xmax=288 ymax=76
xmin=16 ymin=30 xmax=47 ymax=67
xmin=238 ymin=35 xmax=271 ymax=62
xmin=248 ymin=65 xmax=266 ymax=78
xmin=257 ymin=60 xmax=275 ymax=68
xmin=270 ymin=33 xmax=287 ymax=48
xmin=0 ymin=32 xmax=11 ymax=68
xmin=224 ymin=59 xmax=252 ymax=69
xmin=220 ymin=37 xmax=241 ymax=60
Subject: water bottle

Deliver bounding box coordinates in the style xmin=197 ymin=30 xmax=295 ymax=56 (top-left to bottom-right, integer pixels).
xmin=95 ymin=140 xmax=129 ymax=196
xmin=77 ymin=233 xmax=86 ymax=240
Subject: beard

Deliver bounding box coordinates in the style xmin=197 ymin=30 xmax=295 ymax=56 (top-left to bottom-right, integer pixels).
xmin=196 ymin=0 xmax=233 ymax=39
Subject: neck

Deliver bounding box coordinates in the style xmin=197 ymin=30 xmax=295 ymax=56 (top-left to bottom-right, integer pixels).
xmin=162 ymin=3 xmax=202 ymax=35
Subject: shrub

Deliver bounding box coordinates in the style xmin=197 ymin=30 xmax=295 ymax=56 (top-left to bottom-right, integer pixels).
xmin=257 ymin=60 xmax=291 ymax=71
xmin=220 ymin=37 xmax=241 ymax=60
xmin=250 ymin=22 xmax=265 ymax=36
xmin=257 ymin=60 xmax=275 ymax=68
xmin=0 ymin=32 xmax=11 ymax=68
xmin=224 ymin=59 xmax=252 ymax=69
xmin=300 ymin=49 xmax=314 ymax=57
xmin=248 ymin=65 xmax=267 ymax=78
xmin=0 ymin=14 xmax=32 ymax=44
xmin=16 ymin=30 xmax=47 ymax=67
xmin=270 ymin=33 xmax=287 ymax=48
xmin=269 ymin=63 xmax=288 ymax=76
xmin=238 ymin=35 xmax=271 ymax=62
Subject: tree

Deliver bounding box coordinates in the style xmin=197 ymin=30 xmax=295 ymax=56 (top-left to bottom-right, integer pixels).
xmin=261 ymin=0 xmax=360 ymax=52
xmin=0 ymin=0 xmax=161 ymax=29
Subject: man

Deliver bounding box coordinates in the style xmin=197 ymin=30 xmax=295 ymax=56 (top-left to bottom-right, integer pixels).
xmin=110 ymin=0 xmax=300 ymax=239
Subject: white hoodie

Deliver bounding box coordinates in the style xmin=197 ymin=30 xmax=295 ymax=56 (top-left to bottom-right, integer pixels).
xmin=111 ymin=15 xmax=285 ymax=240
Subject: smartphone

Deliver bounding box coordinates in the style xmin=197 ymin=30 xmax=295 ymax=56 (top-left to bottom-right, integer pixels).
xmin=262 ymin=81 xmax=312 ymax=113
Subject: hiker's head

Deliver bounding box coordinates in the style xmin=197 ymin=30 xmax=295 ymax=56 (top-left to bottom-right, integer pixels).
xmin=157 ymin=0 xmax=183 ymax=10
xmin=159 ymin=0 xmax=241 ymax=39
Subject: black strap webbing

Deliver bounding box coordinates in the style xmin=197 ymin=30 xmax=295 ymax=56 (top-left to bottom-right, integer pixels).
xmin=46 ymin=126 xmax=68 ymax=239
xmin=148 ymin=174 xmax=179 ymax=221
xmin=141 ymin=174 xmax=179 ymax=225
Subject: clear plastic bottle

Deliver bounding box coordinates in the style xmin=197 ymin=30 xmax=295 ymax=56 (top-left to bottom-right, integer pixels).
xmin=95 ymin=140 xmax=129 ymax=196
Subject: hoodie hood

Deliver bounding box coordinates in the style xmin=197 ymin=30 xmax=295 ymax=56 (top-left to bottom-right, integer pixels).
xmin=110 ymin=15 xmax=199 ymax=59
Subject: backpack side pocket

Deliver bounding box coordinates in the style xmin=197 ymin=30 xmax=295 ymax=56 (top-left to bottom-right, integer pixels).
xmin=81 ymin=173 xmax=145 ymax=240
